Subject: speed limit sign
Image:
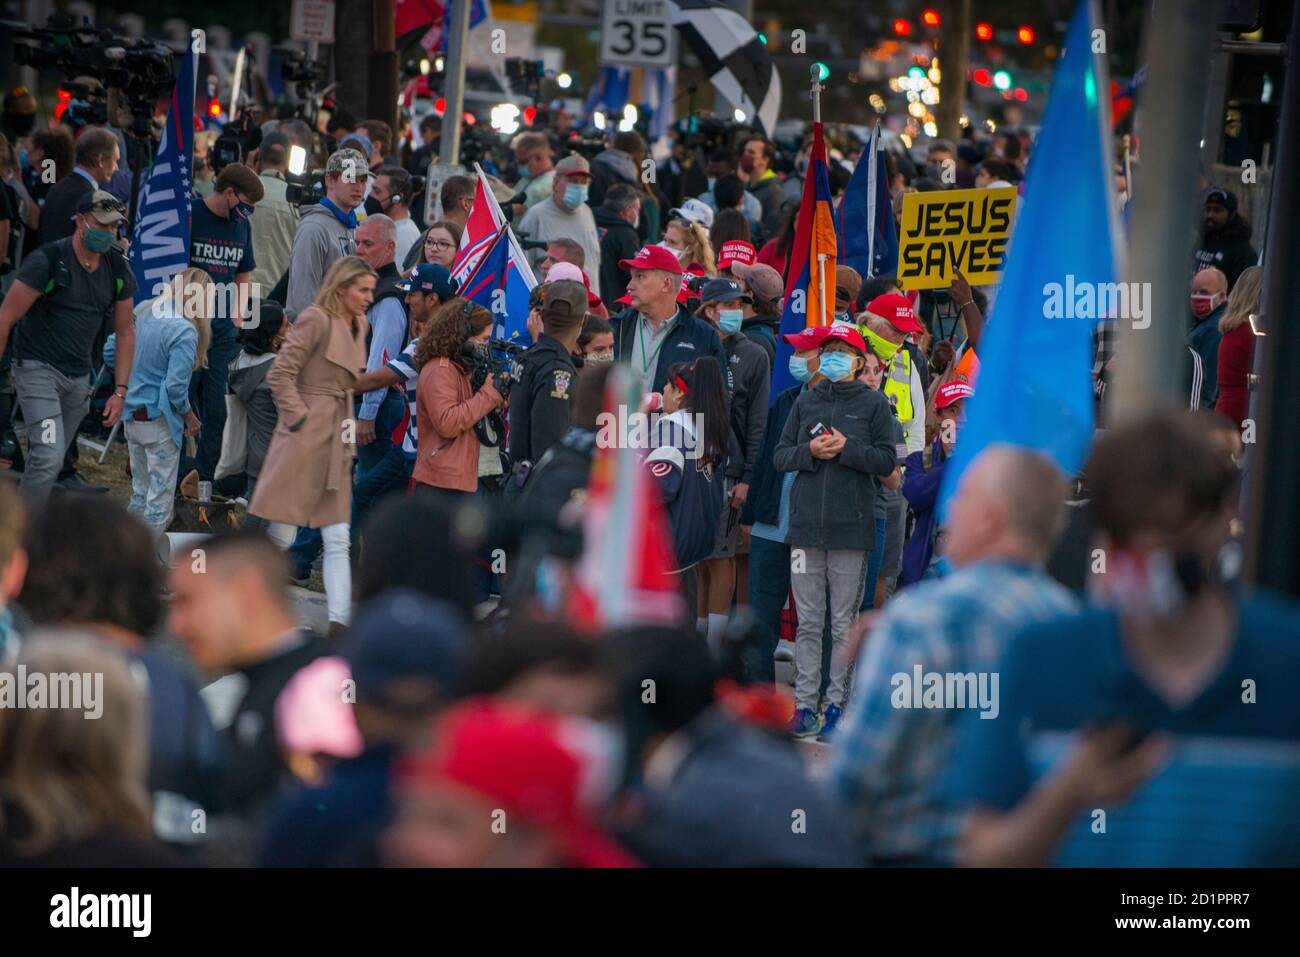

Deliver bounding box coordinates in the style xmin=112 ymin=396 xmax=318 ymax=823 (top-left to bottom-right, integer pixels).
xmin=600 ymin=0 xmax=674 ymax=69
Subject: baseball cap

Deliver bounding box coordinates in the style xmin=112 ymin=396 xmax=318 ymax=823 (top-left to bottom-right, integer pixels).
xmin=835 ymin=265 xmax=863 ymax=306
xmin=1205 ymin=187 xmax=1238 ymax=213
xmin=394 ymin=699 xmax=640 ymax=868
xmin=76 ymin=189 xmax=126 ymax=225
xmin=341 ymin=589 xmax=470 ymax=713
xmin=325 ymin=147 xmax=375 ymax=179
xmin=717 ymin=240 xmax=757 ymax=270
xmin=866 ymin=292 xmax=924 ymax=335
xmin=542 ymin=279 xmax=588 ymax=322
xmin=936 ymin=380 xmax=974 ymax=410
xmin=555 ymin=153 xmax=593 ymax=179
xmin=275 ymin=656 xmax=364 ymax=760
xmin=782 ymin=325 xmax=832 ymax=350
xmin=546 ymin=262 xmax=602 ymax=307
xmin=338 ymin=131 xmax=373 ymax=158
xmin=619 ymin=244 xmax=684 ymax=276
xmin=822 ymin=322 xmax=868 ymax=355
xmin=668 ymin=198 xmax=714 ymax=229
xmin=396 ymin=263 xmax=458 ymax=300
xmin=731 ymin=262 xmax=783 ymax=303
xmin=700 ymin=277 xmax=752 ymax=304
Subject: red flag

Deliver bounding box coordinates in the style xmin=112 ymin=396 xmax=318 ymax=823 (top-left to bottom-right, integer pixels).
xmin=569 ymin=366 xmax=684 ymax=630
xmin=396 ymin=0 xmax=443 ymax=39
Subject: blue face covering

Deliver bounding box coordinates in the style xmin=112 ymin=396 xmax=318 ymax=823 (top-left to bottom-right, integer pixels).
xmin=818 ymin=351 xmax=856 ymax=382
xmin=563 ymin=183 xmax=589 ymax=208
xmin=82 ymin=226 xmax=115 ymax=253
xmin=718 ymin=309 xmax=744 ymax=334
xmin=230 ymin=200 xmax=256 ymax=223
xmin=788 ymin=355 xmax=814 ymax=383
xmin=320 ymin=196 xmax=359 ymax=229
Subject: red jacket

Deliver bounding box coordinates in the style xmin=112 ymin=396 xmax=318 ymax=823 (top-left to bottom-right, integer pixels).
xmin=1215 ymin=322 xmax=1255 ymax=428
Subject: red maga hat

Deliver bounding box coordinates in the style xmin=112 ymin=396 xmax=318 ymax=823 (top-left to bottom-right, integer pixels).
xmin=936 ymin=380 xmax=974 ymax=410
xmin=782 ymin=325 xmax=833 ymax=350
xmin=619 ymin=244 xmax=684 ymax=275
xmin=866 ymin=292 xmax=924 ymax=335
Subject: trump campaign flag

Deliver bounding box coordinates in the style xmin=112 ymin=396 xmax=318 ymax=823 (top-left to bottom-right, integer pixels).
xmin=939 ymin=0 xmax=1123 ymax=514
xmin=130 ymin=42 xmax=198 ymax=305
xmin=451 ymin=165 xmax=538 ymax=344
xmin=569 ymin=364 xmax=684 ymax=630
xmin=770 ymin=121 xmax=837 ymax=398
xmin=836 ymin=123 xmax=897 ymax=280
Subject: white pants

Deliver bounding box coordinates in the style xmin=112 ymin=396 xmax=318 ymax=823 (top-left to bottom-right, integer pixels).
xmin=320 ymin=522 xmax=351 ymax=625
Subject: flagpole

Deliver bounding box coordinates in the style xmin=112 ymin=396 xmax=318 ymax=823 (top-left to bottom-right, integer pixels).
xmin=810 ymin=65 xmax=827 ymax=325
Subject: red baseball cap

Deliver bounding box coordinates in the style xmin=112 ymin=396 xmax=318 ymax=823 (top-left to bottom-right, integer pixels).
xmin=866 ymin=292 xmax=924 ymax=335
xmin=619 ymin=244 xmax=684 ymax=276
xmin=822 ymin=322 xmax=868 ymax=355
xmin=936 ymin=380 xmax=974 ymax=410
xmin=782 ymin=325 xmax=832 ymax=350
xmin=717 ymin=240 xmax=757 ymax=270
xmin=394 ymin=699 xmax=640 ymax=868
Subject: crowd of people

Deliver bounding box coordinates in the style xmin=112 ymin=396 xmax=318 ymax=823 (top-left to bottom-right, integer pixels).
xmin=0 ymin=86 xmax=1295 ymax=869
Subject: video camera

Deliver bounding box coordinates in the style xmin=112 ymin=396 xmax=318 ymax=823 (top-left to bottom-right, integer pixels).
xmin=675 ymin=114 xmax=731 ymax=155
xmin=505 ymin=57 xmax=545 ymax=103
xmin=211 ymin=111 xmax=262 ymax=174
xmin=11 ymin=14 xmax=175 ymax=139
xmin=462 ymin=337 xmax=525 ymax=447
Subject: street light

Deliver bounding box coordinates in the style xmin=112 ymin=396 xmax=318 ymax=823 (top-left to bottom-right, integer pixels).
xmin=813 ymin=61 xmax=830 ymax=81
xmin=922 ymin=9 xmax=940 ymax=27
xmin=993 ymin=70 xmax=1013 ymax=91
xmin=1017 ymin=25 xmax=1035 ymax=44
xmin=556 ymin=71 xmax=572 ymax=89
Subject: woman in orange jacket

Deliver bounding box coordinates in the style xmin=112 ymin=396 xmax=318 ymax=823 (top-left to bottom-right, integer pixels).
xmin=412 ymin=299 xmax=505 ymax=503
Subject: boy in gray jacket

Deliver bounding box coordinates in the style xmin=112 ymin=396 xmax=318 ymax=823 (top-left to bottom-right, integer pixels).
xmin=774 ymin=323 xmax=897 ymax=739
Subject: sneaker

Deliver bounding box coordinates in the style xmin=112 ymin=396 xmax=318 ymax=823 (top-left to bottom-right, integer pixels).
xmin=55 ymin=472 xmax=108 ymax=493
xmin=790 ymin=707 xmax=821 ymax=738
xmin=817 ymin=704 xmax=843 ymax=742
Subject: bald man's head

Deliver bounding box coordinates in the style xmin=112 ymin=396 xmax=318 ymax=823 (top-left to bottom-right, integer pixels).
xmin=944 ymin=445 xmax=1068 ymax=568
xmin=1191 ymin=267 xmax=1227 ymax=296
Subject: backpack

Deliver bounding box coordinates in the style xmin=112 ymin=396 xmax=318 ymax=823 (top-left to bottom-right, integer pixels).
xmin=13 ymin=240 xmax=131 ymax=350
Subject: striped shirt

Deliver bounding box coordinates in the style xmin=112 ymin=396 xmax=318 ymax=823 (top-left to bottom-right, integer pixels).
xmin=385 ymin=341 xmax=420 ymax=459
xmin=828 ymin=560 xmax=1078 ymax=865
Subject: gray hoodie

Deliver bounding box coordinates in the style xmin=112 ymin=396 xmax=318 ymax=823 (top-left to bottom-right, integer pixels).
xmin=285 ymin=203 xmax=356 ymax=316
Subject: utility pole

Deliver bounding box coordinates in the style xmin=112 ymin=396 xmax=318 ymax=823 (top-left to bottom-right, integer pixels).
xmin=367 ymin=0 xmax=399 ymax=139
xmin=333 ymin=0 xmax=372 ymax=120
xmin=440 ymin=0 xmax=473 ymax=164
xmin=935 ymin=0 xmax=971 ymax=142
xmin=1109 ymin=0 xmax=1217 ymax=415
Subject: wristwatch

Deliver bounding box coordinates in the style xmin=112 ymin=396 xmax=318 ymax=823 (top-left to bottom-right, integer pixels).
xmin=114 ymin=385 xmax=127 ymax=397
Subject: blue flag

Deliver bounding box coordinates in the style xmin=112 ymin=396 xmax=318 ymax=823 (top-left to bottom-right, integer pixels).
xmin=836 ymin=123 xmax=897 ymax=279
xmin=130 ymin=43 xmax=198 ymax=305
xmin=459 ymin=224 xmax=535 ymax=347
xmin=939 ymin=0 xmax=1122 ymax=514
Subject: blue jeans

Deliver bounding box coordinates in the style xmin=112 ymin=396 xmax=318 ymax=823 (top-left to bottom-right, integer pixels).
xmin=860 ymin=516 xmax=887 ymax=611
xmin=183 ymin=336 xmax=240 ymax=482
xmin=745 ymin=535 xmax=790 ymax=683
xmin=357 ymin=390 xmax=405 ymax=476
xmin=124 ymin=416 xmax=180 ymax=540
xmin=352 ymin=447 xmax=414 ymax=554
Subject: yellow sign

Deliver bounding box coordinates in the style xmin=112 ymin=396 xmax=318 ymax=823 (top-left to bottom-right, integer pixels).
xmin=897 ymin=186 xmax=1017 ymax=290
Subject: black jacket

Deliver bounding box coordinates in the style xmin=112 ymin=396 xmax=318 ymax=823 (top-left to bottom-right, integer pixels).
xmin=509 ymin=333 xmax=578 ymax=465
xmin=593 ymin=203 xmax=641 ymax=304
xmin=1194 ymin=215 xmax=1257 ymax=290
xmin=774 ymin=379 xmax=898 ymax=550
xmin=740 ymin=384 xmax=800 ymax=527
xmin=38 ymin=171 xmax=93 ymax=246
xmin=723 ymin=332 xmax=770 ymax=482
xmin=740 ymin=313 xmax=780 ymax=366
xmin=749 ymin=176 xmax=787 ymax=246
xmin=610 ymin=303 xmax=729 ymax=394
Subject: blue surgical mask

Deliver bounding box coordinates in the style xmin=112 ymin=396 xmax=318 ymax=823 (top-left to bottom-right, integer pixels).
xmin=707 ymin=177 xmax=717 ymax=191
xmin=563 ymin=182 xmax=589 ymax=207
xmin=818 ymin=351 xmax=856 ymax=382
xmin=82 ymin=226 xmax=115 ymax=253
xmin=718 ymin=308 xmax=744 ymax=334
xmin=788 ymin=355 xmax=814 ymax=383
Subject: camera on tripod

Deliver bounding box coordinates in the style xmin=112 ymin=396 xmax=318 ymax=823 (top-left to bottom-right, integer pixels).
xmin=211 ymin=111 xmax=262 ymax=174
xmin=284 ymin=143 xmax=326 ymax=207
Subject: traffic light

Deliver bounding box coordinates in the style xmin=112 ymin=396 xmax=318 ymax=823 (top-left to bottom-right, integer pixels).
xmin=1018 ymin=25 xmax=1035 ymax=44
xmin=922 ymin=9 xmax=940 ymax=27
xmin=976 ymin=23 xmax=993 ymax=41
xmin=972 ymin=69 xmax=992 ymax=87
xmin=813 ymin=62 xmax=830 ymax=82
xmin=992 ymin=70 xmax=1012 ymax=91
xmin=893 ymin=18 xmax=912 ymax=36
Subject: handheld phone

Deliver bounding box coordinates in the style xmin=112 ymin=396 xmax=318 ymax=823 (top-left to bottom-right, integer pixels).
xmin=808 ymin=422 xmax=828 ymax=439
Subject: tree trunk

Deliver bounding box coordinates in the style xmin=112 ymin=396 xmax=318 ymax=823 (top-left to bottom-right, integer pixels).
xmin=332 ymin=0 xmax=373 ymax=121
xmin=935 ymin=0 xmax=972 ymax=142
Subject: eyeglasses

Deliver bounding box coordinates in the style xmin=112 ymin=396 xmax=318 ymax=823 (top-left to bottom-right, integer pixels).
xmin=428 ymin=239 xmax=456 ymax=251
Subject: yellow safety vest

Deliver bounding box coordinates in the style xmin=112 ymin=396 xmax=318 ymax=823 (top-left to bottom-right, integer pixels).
xmin=861 ymin=326 xmax=914 ymax=436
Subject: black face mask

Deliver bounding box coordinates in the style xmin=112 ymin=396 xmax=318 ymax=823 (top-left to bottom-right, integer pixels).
xmin=363 ymin=195 xmax=384 ymax=217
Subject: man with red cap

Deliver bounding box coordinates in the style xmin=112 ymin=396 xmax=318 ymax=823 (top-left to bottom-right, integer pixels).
xmin=383 ymin=698 xmax=639 ymax=868
xmin=609 ymin=244 xmax=727 ymax=396
xmin=740 ymin=324 xmax=830 ymax=682
xmin=774 ymin=323 xmax=898 ymax=740
xmin=900 ymin=378 xmax=973 ymax=587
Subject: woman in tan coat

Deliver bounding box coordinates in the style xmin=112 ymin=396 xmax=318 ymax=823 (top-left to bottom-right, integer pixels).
xmin=250 ymin=256 xmax=376 ymax=628
xmin=413 ymin=299 xmax=505 ymax=502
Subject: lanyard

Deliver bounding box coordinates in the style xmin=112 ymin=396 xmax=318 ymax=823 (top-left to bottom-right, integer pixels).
xmin=637 ymin=314 xmax=671 ymax=374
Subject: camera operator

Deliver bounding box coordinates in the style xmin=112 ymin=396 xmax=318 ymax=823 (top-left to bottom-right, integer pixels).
xmin=0 ymin=190 xmax=136 ymax=509
xmin=509 ymin=279 xmax=585 ymax=476
xmin=369 ymin=166 xmax=420 ymax=267
xmin=249 ymin=132 xmax=299 ymax=296
xmin=286 ymin=147 xmax=371 ymax=316
xmin=39 ymin=126 xmax=119 ymax=246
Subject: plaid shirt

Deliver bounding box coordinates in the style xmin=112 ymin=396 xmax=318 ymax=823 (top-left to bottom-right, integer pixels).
xmin=828 ymin=560 xmax=1078 ymax=865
